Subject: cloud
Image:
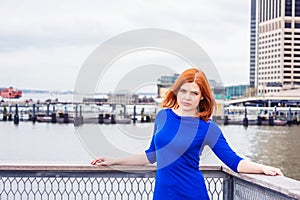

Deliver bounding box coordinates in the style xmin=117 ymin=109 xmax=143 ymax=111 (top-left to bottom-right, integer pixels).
xmin=0 ymin=0 xmax=250 ymax=91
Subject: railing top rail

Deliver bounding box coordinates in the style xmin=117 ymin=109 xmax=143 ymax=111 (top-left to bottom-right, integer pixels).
xmin=0 ymin=164 xmax=221 ymax=172
xmin=222 ymin=166 xmax=300 ymax=199
xmin=0 ymin=164 xmax=155 ymax=172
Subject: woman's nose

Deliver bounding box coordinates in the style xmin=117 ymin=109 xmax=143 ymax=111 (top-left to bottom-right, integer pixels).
xmin=184 ymin=93 xmax=191 ymax=100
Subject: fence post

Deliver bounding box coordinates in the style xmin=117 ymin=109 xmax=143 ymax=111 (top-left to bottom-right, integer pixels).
xmin=222 ymin=174 xmax=233 ymax=200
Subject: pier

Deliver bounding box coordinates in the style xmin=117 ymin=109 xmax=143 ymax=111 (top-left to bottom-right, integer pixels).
xmin=219 ymin=93 xmax=300 ymax=126
xmin=221 ymin=106 xmax=300 ymax=126
xmin=0 ymin=101 xmax=157 ymax=126
xmin=0 ymin=165 xmax=299 ymax=199
xmin=1 ymin=95 xmax=300 ymax=127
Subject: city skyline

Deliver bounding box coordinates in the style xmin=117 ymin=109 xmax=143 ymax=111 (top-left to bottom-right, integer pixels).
xmin=0 ymin=1 xmax=251 ymax=92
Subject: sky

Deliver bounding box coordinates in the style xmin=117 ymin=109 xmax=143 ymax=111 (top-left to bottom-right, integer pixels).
xmin=0 ymin=0 xmax=251 ymax=92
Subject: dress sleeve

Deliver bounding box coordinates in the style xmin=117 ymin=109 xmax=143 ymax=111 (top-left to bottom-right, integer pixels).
xmin=205 ymin=121 xmax=243 ymax=172
xmin=145 ymin=123 xmax=157 ymax=164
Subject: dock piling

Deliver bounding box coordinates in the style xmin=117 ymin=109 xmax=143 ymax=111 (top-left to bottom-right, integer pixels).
xmin=98 ymin=113 xmax=104 ymax=124
xmin=141 ymin=108 xmax=145 ymax=123
xmin=79 ymin=105 xmax=83 ymax=125
xmin=51 ymin=113 xmax=57 ymax=123
xmin=224 ymin=115 xmax=229 ymax=125
xmin=269 ymin=113 xmax=274 ymax=126
xmin=287 ymin=107 xmax=292 ymax=126
xmin=74 ymin=105 xmax=83 ymax=126
xmin=46 ymin=103 xmax=50 ymax=116
xmin=32 ymin=104 xmax=36 ymax=123
xmin=111 ymin=114 xmax=116 ymax=124
xmin=243 ymin=107 xmax=248 ymax=127
xmin=132 ymin=104 xmax=137 ymax=124
xmin=2 ymin=106 xmax=7 ymax=121
xmin=274 ymin=106 xmax=277 ymax=120
xmin=8 ymin=105 xmax=12 ymax=121
xmin=257 ymin=116 xmax=262 ymax=125
xmin=13 ymin=104 xmax=19 ymax=125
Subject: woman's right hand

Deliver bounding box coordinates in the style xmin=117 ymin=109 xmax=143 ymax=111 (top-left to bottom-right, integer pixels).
xmin=90 ymin=153 xmax=150 ymax=166
xmin=90 ymin=157 xmax=115 ymax=166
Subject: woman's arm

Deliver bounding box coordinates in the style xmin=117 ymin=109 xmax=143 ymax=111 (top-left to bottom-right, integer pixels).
xmin=237 ymin=159 xmax=283 ymax=176
xmin=90 ymin=153 xmax=150 ymax=166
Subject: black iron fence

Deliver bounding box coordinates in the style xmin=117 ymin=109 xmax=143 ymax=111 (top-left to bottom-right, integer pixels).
xmin=0 ymin=165 xmax=299 ymax=200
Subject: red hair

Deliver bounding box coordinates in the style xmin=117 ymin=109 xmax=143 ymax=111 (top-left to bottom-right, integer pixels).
xmin=160 ymin=68 xmax=215 ymax=121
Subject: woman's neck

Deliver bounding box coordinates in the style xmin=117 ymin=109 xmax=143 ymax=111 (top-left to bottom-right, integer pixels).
xmin=172 ymin=108 xmax=198 ymax=117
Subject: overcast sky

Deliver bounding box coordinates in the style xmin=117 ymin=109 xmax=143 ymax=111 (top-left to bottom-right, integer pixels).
xmin=0 ymin=0 xmax=250 ymax=92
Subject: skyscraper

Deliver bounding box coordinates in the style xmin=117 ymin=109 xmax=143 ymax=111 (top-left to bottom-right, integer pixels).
xmin=256 ymin=0 xmax=300 ymax=95
xmin=250 ymin=0 xmax=257 ymax=88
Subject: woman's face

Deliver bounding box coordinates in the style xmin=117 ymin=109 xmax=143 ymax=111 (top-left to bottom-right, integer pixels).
xmin=176 ymin=82 xmax=203 ymax=115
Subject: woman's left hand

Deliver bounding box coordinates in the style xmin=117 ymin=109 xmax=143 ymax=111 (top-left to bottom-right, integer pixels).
xmin=261 ymin=165 xmax=284 ymax=176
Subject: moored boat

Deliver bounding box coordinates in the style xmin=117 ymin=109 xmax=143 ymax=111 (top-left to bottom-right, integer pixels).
xmin=0 ymin=87 xmax=22 ymax=98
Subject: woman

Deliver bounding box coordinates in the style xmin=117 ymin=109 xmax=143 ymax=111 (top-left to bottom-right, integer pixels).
xmin=91 ymin=68 xmax=283 ymax=199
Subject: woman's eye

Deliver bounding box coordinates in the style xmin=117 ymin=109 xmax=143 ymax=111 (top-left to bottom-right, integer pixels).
xmin=179 ymin=89 xmax=186 ymax=93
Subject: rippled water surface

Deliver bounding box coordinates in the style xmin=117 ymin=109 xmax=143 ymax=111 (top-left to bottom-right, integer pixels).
xmin=0 ymin=121 xmax=299 ymax=181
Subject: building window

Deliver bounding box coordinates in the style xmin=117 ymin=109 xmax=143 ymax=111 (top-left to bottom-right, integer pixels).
xmin=285 ymin=0 xmax=292 ymax=16
xmin=295 ymin=23 xmax=300 ymax=29
xmin=296 ymin=0 xmax=300 ymax=16
xmin=285 ymin=22 xmax=292 ymax=28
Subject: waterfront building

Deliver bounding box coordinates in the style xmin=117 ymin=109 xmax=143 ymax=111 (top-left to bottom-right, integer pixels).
xmin=256 ymin=0 xmax=300 ymax=95
xmin=209 ymin=80 xmax=225 ymax=99
xmin=225 ymin=84 xmax=250 ymax=99
xmin=108 ymin=92 xmax=138 ymax=105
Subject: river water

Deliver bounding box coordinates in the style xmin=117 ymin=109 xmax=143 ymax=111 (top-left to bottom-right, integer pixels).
xmin=0 ymin=120 xmax=299 ymax=181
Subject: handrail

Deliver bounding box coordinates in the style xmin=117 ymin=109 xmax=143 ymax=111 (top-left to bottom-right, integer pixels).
xmin=221 ymin=166 xmax=300 ymax=199
xmin=0 ymin=164 xmax=223 ymax=172
xmin=0 ymin=164 xmax=299 ymax=199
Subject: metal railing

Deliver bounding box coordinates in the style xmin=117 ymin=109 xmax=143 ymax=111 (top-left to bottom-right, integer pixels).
xmin=0 ymin=165 xmax=299 ymax=200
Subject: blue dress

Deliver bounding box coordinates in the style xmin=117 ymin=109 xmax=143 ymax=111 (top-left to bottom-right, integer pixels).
xmin=145 ymin=109 xmax=243 ymax=200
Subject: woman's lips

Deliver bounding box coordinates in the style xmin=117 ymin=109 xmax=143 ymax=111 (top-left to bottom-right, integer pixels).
xmin=182 ymin=102 xmax=191 ymax=106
